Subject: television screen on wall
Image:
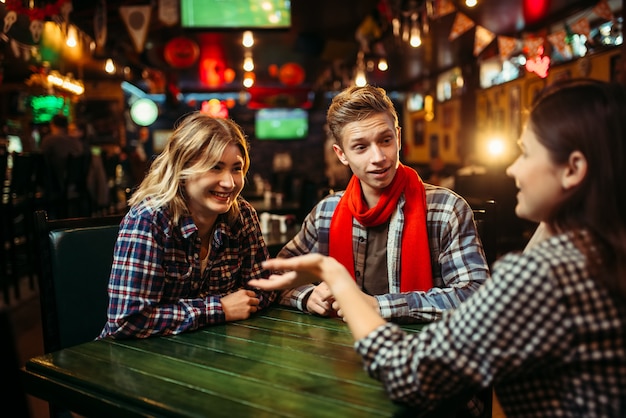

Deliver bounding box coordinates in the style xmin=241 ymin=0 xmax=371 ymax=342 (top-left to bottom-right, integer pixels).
xmin=255 ymin=108 xmax=308 ymax=140
xmin=152 ymin=130 xmax=173 ymax=153
xmin=180 ymin=0 xmax=291 ymax=29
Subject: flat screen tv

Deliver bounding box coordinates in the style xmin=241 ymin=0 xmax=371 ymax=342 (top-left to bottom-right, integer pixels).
xmin=152 ymin=129 xmax=173 ymax=153
xmin=255 ymin=108 xmax=308 ymax=140
xmin=180 ymin=0 xmax=291 ymax=29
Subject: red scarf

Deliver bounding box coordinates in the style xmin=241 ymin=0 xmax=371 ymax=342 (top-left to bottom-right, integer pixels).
xmin=329 ymin=164 xmax=433 ymax=292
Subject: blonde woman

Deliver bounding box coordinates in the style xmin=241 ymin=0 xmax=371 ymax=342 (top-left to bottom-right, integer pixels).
xmin=100 ymin=113 xmax=275 ymax=339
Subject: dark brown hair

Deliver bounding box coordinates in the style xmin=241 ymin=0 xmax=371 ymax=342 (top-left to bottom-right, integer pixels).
xmin=528 ymin=78 xmax=626 ymax=299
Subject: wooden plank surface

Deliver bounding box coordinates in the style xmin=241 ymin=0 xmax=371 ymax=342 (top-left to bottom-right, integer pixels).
xmin=22 ymin=307 xmax=423 ymax=417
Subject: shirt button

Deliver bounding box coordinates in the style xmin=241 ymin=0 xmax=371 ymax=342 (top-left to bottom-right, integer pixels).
xmin=358 ymin=236 xmax=365 ymax=242
xmin=355 ymin=271 xmax=361 ymax=278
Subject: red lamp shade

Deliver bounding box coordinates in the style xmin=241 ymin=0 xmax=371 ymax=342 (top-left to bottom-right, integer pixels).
xmin=164 ymin=36 xmax=200 ymax=69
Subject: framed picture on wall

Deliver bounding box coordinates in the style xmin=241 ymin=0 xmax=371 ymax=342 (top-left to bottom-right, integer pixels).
xmin=611 ymin=54 xmax=622 ymax=83
xmin=412 ymin=115 xmax=425 ymax=146
xmin=429 ymin=134 xmax=439 ymax=159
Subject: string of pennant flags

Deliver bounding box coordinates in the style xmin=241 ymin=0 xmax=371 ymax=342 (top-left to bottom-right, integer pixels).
xmin=435 ymin=0 xmax=615 ymax=60
xmin=1 ymin=0 xmax=179 ymax=63
xmin=1 ymin=0 xmax=71 ymax=61
xmin=0 ymin=0 xmax=618 ymax=77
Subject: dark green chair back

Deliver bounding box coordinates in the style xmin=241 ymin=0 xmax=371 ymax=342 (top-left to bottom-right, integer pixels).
xmin=34 ymin=210 xmax=123 ymax=353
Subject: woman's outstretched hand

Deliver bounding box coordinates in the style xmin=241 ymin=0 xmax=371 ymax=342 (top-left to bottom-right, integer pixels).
xmin=249 ymin=253 xmax=345 ymax=290
xmin=251 ymin=253 xmax=386 ymax=340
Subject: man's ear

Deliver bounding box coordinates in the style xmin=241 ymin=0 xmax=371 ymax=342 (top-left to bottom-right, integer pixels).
xmin=332 ymin=143 xmax=349 ymax=166
xmin=561 ymin=150 xmax=587 ymax=190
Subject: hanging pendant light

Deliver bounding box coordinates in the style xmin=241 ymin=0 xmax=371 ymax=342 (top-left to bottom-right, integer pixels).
xmin=410 ymin=13 xmax=421 ymax=47
xmin=105 ymin=58 xmax=116 ymax=74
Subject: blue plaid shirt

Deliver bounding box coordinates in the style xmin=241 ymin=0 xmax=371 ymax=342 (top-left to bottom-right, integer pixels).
xmin=279 ymin=184 xmax=490 ymax=322
xmin=99 ymin=197 xmax=275 ymax=339
xmin=356 ymin=231 xmax=626 ymax=416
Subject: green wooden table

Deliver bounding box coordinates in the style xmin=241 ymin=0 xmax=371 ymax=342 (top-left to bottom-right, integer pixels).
xmin=21 ymin=306 xmax=424 ymax=417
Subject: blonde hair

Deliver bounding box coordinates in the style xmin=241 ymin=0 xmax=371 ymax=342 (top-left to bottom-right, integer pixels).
xmin=129 ymin=112 xmax=251 ymax=225
xmin=327 ymin=85 xmax=399 ymax=147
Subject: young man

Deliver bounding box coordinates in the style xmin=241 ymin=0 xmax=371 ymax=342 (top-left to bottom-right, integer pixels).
xmin=253 ymin=79 xmax=626 ymax=417
xmin=278 ymin=85 xmax=490 ymax=323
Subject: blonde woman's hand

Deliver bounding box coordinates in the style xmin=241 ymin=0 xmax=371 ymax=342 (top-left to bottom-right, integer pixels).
xmin=221 ymin=289 xmax=260 ymax=321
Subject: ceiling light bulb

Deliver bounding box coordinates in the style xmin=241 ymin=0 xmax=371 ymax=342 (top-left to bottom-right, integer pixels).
xmin=402 ymin=20 xmax=410 ymax=42
xmin=410 ymin=27 xmax=421 ymax=47
xmin=243 ymin=72 xmax=255 ymax=88
xmin=392 ymin=18 xmax=401 ymax=37
xmin=378 ymin=57 xmax=388 ymax=71
xmin=355 ymin=69 xmax=367 ymax=87
xmin=243 ymin=31 xmax=254 ymax=47
xmin=66 ymin=25 xmax=77 ymax=47
xmin=243 ymin=56 xmax=254 ymax=71
xmin=105 ymin=58 xmax=115 ymax=74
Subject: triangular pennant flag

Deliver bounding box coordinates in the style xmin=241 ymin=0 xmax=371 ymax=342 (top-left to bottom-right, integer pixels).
xmin=474 ymin=25 xmax=495 ymax=56
xmin=94 ymin=0 xmax=108 ymax=50
xmin=120 ymin=5 xmax=152 ymax=53
xmin=547 ymin=30 xmax=572 ymax=59
xmin=29 ymin=19 xmax=44 ymax=43
xmin=4 ymin=11 xmax=17 ymax=33
xmin=570 ymin=17 xmax=591 ymax=40
xmin=434 ymin=0 xmax=456 ymax=19
xmin=158 ymin=0 xmax=179 ymax=26
xmin=497 ymin=35 xmax=519 ymax=60
xmin=523 ymin=35 xmax=544 ymax=58
xmin=593 ymin=0 xmax=614 ymax=21
xmin=60 ymin=1 xmax=73 ymax=23
xmin=449 ymin=12 xmax=475 ymax=41
xmin=10 ymin=38 xmax=20 ymax=58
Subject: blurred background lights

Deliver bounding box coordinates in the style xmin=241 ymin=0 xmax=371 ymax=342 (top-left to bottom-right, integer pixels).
xmin=487 ymin=137 xmax=506 ymax=156
xmin=130 ymin=98 xmax=159 ymax=126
